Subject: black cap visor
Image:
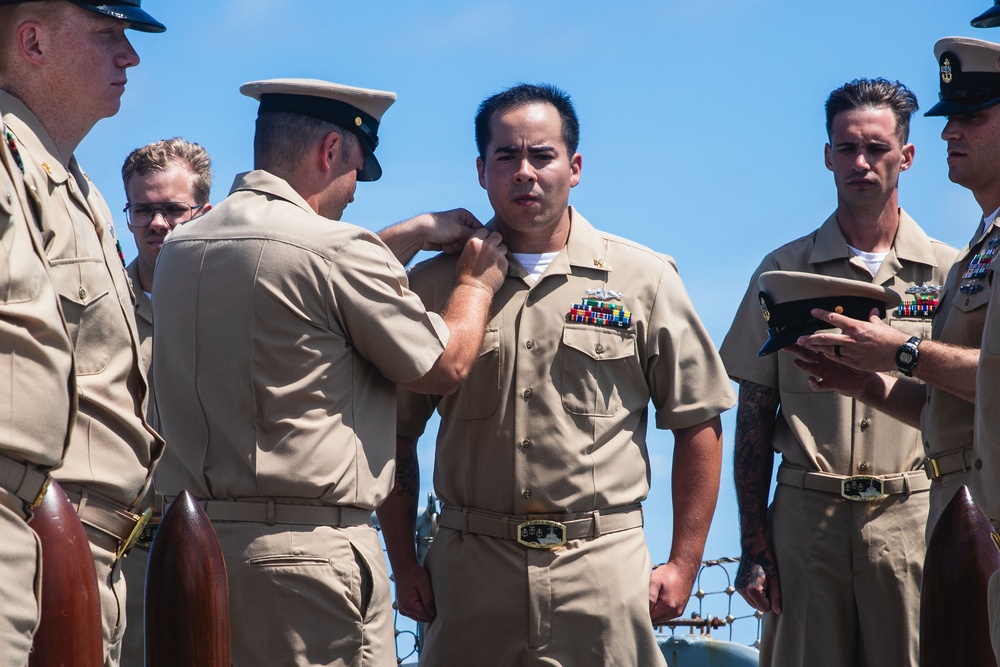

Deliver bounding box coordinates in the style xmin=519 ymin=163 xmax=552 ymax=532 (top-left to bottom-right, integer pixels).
xmin=973 ymin=3 xmax=1000 ymax=27
xmin=925 ymin=94 xmax=1000 ymax=116
xmin=756 ymin=295 xmax=888 ymax=357
xmin=67 ymin=1 xmax=166 ymax=33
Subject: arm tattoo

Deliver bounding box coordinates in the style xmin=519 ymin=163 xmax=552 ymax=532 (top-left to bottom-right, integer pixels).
xmin=394 ymin=449 xmax=420 ymax=520
xmin=733 ymin=380 xmax=780 ymax=547
xmin=735 ymin=548 xmax=777 ymax=590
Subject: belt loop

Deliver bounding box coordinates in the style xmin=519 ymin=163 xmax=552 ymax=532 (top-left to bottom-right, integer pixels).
xmin=338 ymin=506 xmax=347 ymax=528
xmin=77 ymin=489 xmax=89 ymax=517
xmin=266 ymin=499 xmax=275 ymax=526
xmin=903 ymin=474 xmax=912 ymax=496
xmin=502 ymin=515 xmax=510 ymax=540
xmin=461 ymin=507 xmax=469 ymax=535
xmin=796 ymin=470 xmax=806 ymax=490
xmin=592 ymin=509 xmax=602 ymax=539
xmin=963 ymin=449 xmax=973 ymax=473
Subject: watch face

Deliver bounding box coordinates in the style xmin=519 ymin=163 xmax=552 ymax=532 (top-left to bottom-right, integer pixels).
xmin=899 ymin=351 xmax=914 ymax=365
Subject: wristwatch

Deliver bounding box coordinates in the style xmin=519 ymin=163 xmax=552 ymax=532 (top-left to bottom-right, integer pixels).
xmin=895 ymin=336 xmax=921 ymax=377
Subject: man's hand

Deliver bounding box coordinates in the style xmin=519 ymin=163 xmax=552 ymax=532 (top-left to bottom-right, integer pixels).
xmin=735 ymin=543 xmax=782 ymax=614
xmin=417 ymin=209 xmax=485 ymax=255
xmin=392 ymin=560 xmax=436 ymax=623
xmin=649 ymin=561 xmax=695 ymax=624
xmin=796 ymin=307 xmax=908 ymax=372
xmin=454 ymin=228 xmax=508 ymax=295
xmin=785 ymin=344 xmax=875 ymax=400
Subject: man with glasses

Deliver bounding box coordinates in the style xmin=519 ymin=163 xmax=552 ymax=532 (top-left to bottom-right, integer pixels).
xmin=121 ymin=138 xmax=212 ymax=367
xmin=118 ymin=137 xmax=212 ymax=667
xmin=0 ymin=2 xmax=165 ymax=664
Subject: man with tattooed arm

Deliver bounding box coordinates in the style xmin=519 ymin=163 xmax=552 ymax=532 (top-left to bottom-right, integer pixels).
xmin=720 ymin=78 xmax=955 ymax=667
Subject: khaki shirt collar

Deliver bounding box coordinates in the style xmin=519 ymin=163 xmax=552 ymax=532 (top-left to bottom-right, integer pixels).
xmin=0 ymin=90 xmax=71 ymax=184
xmin=808 ymin=207 xmax=941 ymax=270
xmin=487 ymin=206 xmax=611 ymax=283
xmin=229 ymin=169 xmax=317 ymax=217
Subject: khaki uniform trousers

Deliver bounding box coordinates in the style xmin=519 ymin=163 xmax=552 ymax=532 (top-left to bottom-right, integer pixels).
xmin=988 ymin=568 xmax=1000 ymax=661
xmin=420 ymin=524 xmax=664 ymax=667
xmin=926 ymin=471 xmax=971 ymax=544
xmin=216 ymin=521 xmax=394 ymax=667
xmin=119 ymin=543 xmax=148 ymax=666
xmin=80 ymin=526 xmax=127 ymax=667
xmin=0 ymin=499 xmax=41 ymax=665
xmin=762 ymin=484 xmax=927 ymax=667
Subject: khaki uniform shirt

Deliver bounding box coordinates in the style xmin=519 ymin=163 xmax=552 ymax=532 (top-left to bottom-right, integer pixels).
xmin=720 ymin=210 xmax=955 ymax=476
xmin=969 ymin=226 xmax=1000 ymax=522
xmin=398 ymin=208 xmax=735 ymax=514
xmin=0 ymin=114 xmax=73 ymax=474
xmin=125 ymin=259 xmax=153 ymax=373
xmin=151 ymin=170 xmax=449 ymax=510
xmin=1 ymin=91 xmax=159 ymax=508
xmin=923 ymin=219 xmax=999 ymax=462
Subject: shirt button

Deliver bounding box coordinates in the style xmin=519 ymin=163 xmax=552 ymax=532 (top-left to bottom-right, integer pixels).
xmin=521 ymin=439 xmax=532 ymax=449
xmin=523 ymin=388 xmax=533 ymax=399
xmin=78 ymin=286 xmax=87 ymax=300
xmin=595 ymin=343 xmax=605 ymax=354
xmin=525 ymin=340 xmax=535 ymax=349
xmin=859 ymin=462 xmax=869 ymax=472
xmin=860 ymin=419 xmax=869 ymax=430
xmin=966 ymin=298 xmax=971 ymax=306
xmin=522 ymin=489 xmax=531 ymax=499
xmin=976 ymin=459 xmax=983 ymax=470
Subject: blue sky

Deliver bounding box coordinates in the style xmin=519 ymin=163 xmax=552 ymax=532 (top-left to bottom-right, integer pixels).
xmin=78 ymin=0 xmax=999 ymax=649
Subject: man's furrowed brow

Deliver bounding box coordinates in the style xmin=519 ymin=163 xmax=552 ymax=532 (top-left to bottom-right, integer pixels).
xmin=493 ymin=144 xmax=556 ymax=155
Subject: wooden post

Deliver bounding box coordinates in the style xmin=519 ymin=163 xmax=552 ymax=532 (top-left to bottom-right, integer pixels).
xmin=920 ymin=485 xmax=1000 ymax=667
xmin=28 ymin=479 xmax=103 ymax=666
xmin=145 ymin=490 xmax=230 ymax=666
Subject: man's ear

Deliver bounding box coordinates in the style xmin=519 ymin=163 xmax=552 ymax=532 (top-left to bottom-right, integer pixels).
xmin=15 ymin=19 xmax=47 ymax=66
xmin=319 ymin=131 xmax=342 ymax=173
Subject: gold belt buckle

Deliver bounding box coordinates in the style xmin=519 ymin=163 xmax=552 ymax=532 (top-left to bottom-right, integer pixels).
xmin=30 ymin=475 xmax=52 ymax=509
xmin=992 ymin=531 xmax=1000 ymax=556
xmin=923 ymin=457 xmax=942 ymax=480
xmin=516 ymin=520 xmax=567 ymax=549
xmin=841 ymin=475 xmax=884 ymax=502
xmin=117 ymin=508 xmax=153 ymax=559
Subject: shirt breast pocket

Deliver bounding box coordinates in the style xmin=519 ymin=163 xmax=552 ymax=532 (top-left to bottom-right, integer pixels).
xmin=0 ymin=194 xmax=42 ymax=305
xmin=560 ymin=325 xmax=636 ymax=417
xmin=449 ymin=327 xmax=501 ymax=421
xmin=48 ymin=257 xmax=111 ymax=375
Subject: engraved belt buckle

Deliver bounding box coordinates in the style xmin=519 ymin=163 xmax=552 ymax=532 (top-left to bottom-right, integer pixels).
xmin=30 ymin=475 xmax=52 ymax=509
xmin=841 ymin=475 xmax=884 ymax=502
xmin=118 ymin=508 xmax=153 ymax=559
xmin=516 ymin=520 xmax=567 ymax=549
xmin=134 ymin=518 xmax=160 ymax=550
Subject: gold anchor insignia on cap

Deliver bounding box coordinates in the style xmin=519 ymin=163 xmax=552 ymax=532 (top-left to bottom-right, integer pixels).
xmin=40 ymin=162 xmax=51 ymax=175
xmin=758 ymin=295 xmax=771 ymax=321
xmin=941 ymin=58 xmax=953 ymax=84
xmin=835 ymin=305 xmax=844 ymax=314
xmin=593 ymin=258 xmax=605 ymax=268
xmin=355 ymin=117 xmax=362 ymax=127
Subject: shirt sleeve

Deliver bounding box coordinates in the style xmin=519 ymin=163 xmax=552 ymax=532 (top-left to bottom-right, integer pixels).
xmin=719 ymin=255 xmax=780 ymax=389
xmin=646 ymin=256 xmax=736 ymax=430
xmin=327 ymin=231 xmax=449 ymax=385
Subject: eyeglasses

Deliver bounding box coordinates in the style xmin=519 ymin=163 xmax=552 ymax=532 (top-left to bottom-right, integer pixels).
xmin=123 ymin=202 xmax=204 ymax=228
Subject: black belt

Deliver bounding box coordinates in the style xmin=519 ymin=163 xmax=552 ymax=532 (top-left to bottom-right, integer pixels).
xmin=438 ymin=504 xmax=643 ymax=550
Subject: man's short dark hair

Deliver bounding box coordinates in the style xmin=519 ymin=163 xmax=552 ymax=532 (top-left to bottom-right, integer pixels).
xmin=253 ymin=111 xmax=358 ymax=176
xmin=475 ymin=83 xmax=580 ymax=158
xmin=825 ymin=78 xmax=918 ymax=143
